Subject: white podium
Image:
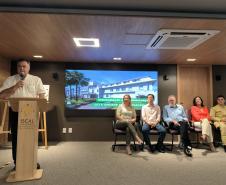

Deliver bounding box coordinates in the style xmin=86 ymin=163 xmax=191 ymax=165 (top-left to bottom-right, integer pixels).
xmin=6 ymin=98 xmax=47 ymax=182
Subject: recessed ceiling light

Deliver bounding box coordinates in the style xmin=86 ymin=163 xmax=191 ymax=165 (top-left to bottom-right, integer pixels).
xmin=73 ymin=38 xmax=100 ymax=48
xmin=186 ymin=58 xmax=197 ymax=62
xmin=113 ymin=57 xmax=122 ymax=61
xmin=33 ymin=55 xmax=43 ymax=58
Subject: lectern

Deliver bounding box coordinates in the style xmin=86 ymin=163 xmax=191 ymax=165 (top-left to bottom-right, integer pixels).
xmin=6 ymin=97 xmax=47 ymax=182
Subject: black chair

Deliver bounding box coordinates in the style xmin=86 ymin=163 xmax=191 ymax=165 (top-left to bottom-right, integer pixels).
xmin=187 ymin=108 xmax=202 ymax=147
xmin=111 ymin=120 xmax=136 ymax=151
xmin=162 ymin=121 xmax=180 ymax=151
xmin=189 ymin=123 xmax=202 ymax=147
xmin=211 ymin=124 xmax=222 ymax=147
xmin=167 ymin=127 xmax=180 ymax=151
xmin=166 ymin=122 xmax=195 ymax=151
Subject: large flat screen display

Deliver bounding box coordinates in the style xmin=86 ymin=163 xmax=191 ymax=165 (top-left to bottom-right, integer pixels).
xmin=65 ymin=70 xmax=158 ymax=113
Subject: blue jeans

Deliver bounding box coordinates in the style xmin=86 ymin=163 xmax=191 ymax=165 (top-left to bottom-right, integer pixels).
xmin=142 ymin=123 xmax=166 ymax=146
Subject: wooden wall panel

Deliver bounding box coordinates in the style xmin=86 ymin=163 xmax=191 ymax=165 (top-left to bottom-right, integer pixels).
xmin=0 ymin=57 xmax=10 ymax=144
xmin=177 ymin=65 xmax=212 ymax=110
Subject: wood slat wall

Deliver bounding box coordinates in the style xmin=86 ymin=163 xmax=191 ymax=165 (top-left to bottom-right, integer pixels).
xmin=0 ymin=57 xmax=10 ymax=144
xmin=177 ymin=65 xmax=212 ymax=110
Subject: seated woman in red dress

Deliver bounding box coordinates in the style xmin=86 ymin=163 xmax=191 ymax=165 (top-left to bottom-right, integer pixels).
xmin=191 ymin=96 xmax=216 ymax=152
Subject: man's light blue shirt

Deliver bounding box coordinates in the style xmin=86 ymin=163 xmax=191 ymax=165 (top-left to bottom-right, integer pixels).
xmin=163 ymin=104 xmax=188 ymax=125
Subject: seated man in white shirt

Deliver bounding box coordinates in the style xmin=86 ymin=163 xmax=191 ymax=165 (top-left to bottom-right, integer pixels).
xmin=141 ymin=94 xmax=166 ymax=153
xmin=0 ymin=59 xmax=45 ymax=169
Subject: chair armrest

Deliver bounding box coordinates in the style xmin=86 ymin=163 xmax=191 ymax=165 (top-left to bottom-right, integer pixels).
xmin=139 ymin=120 xmax=144 ymax=126
xmin=161 ymin=120 xmax=168 ymax=128
xmin=210 ymin=121 xmax=214 ymax=125
xmin=112 ymin=120 xmax=116 ymax=132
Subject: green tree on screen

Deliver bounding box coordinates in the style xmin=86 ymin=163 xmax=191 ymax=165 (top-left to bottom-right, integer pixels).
xmin=65 ymin=71 xmax=89 ymax=101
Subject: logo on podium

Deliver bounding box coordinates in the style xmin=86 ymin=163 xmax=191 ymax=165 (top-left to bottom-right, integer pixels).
xmin=19 ymin=103 xmax=36 ymax=129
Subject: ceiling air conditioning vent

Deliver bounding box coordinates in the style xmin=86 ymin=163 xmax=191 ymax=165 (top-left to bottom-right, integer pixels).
xmin=146 ymin=29 xmax=219 ymax=49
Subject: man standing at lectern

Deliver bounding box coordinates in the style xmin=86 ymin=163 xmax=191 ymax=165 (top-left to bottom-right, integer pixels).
xmin=0 ymin=59 xmax=45 ymax=170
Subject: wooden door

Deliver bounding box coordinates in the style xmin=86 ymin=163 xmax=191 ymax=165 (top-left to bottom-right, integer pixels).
xmin=177 ymin=65 xmax=212 ymax=110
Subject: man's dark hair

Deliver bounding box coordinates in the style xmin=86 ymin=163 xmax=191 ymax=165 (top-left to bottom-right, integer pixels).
xmin=147 ymin=94 xmax=155 ymax=100
xmin=17 ymin=59 xmax=30 ymax=65
xmin=216 ymin=95 xmax=225 ymax=100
